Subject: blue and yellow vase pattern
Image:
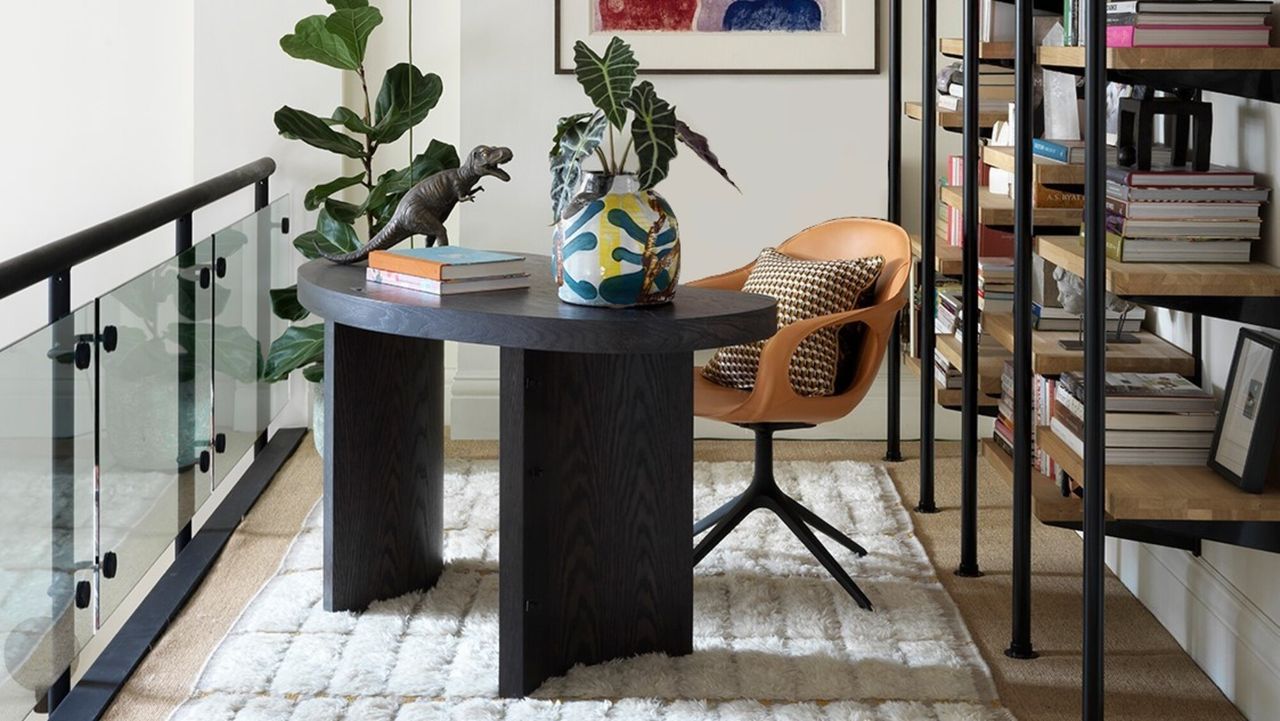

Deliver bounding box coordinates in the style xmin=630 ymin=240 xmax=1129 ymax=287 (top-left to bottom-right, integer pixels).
xmin=554 ymin=173 xmax=680 ymax=307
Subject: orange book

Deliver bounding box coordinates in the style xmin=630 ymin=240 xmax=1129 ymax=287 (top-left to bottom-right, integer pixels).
xmin=368 ymin=247 xmax=526 ymax=281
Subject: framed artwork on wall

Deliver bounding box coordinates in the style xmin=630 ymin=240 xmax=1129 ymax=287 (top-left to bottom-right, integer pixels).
xmin=1209 ymin=328 xmax=1280 ymax=494
xmin=555 ymin=0 xmax=879 ymax=74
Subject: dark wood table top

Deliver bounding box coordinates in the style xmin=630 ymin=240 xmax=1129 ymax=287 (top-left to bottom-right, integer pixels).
xmin=298 ymin=255 xmax=777 ymax=354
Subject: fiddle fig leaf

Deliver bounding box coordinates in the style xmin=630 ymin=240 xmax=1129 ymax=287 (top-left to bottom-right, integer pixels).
xmin=275 ymin=106 xmax=365 ymax=158
xmin=573 ymin=37 xmax=638 ymax=130
xmin=328 ymin=106 xmax=375 ymax=135
xmin=365 ymin=139 xmax=460 ymax=214
xmin=304 ymin=173 xmax=366 ymax=211
xmin=326 ymin=0 xmax=367 ymax=8
xmin=293 ymin=230 xmax=352 ymax=260
xmin=325 ymin=7 xmax=382 ymax=65
xmin=280 ymin=15 xmax=359 ymax=70
xmin=675 ymin=119 xmax=739 ymax=191
xmin=270 ymin=286 xmax=310 ymax=322
xmin=318 ymin=207 xmax=361 ymax=246
xmin=624 ymin=82 xmax=678 ymax=190
xmin=550 ymin=111 xmax=608 ymax=219
xmin=302 ymin=363 xmax=325 ymax=383
xmin=372 ymin=63 xmax=443 ymax=144
xmin=263 ymin=324 xmax=325 ymax=383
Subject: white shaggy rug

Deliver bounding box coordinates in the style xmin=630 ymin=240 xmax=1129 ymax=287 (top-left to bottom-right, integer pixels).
xmin=170 ymin=460 xmax=1014 ymax=721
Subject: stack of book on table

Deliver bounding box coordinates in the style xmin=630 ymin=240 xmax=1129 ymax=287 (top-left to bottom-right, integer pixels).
xmin=994 ymin=361 xmax=1065 ymax=490
xmin=1051 ymin=371 xmax=1219 ymax=465
xmin=1104 ymin=164 xmax=1268 ymax=262
xmin=1033 ymin=302 xmax=1146 ymax=333
xmin=366 ymin=247 xmax=530 ymax=295
xmin=1104 ymin=0 xmax=1274 ymax=48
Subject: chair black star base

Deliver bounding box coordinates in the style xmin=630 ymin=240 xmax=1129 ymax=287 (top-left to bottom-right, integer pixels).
xmin=692 ymin=423 xmax=874 ymax=611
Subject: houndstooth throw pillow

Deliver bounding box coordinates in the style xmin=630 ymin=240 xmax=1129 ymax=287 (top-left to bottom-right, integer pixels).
xmin=703 ymin=248 xmax=884 ymax=397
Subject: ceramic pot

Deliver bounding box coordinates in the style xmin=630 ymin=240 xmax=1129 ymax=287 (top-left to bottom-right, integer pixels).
xmin=553 ymin=173 xmax=680 ymax=308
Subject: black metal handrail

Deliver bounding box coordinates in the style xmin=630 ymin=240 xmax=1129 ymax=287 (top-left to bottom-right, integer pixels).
xmin=0 ymin=157 xmax=276 ymax=302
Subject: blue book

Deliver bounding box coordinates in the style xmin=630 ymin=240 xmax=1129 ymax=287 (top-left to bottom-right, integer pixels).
xmin=370 ymin=246 xmax=527 ymax=280
xmin=1032 ymin=138 xmax=1075 ymax=164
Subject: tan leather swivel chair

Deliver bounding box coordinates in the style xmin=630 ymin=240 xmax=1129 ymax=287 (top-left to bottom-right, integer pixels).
xmin=689 ymin=218 xmax=911 ymax=610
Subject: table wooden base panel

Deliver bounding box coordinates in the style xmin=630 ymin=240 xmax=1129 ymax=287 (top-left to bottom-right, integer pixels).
xmin=323 ymin=322 xmax=444 ymax=612
xmin=499 ymin=348 xmax=695 ymax=697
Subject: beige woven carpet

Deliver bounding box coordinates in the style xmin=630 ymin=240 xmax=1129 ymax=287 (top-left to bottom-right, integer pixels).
xmin=102 ymin=438 xmax=1243 ymax=721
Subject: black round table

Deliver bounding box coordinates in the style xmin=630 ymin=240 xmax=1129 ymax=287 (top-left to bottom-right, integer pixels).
xmin=298 ymin=255 xmax=776 ymax=697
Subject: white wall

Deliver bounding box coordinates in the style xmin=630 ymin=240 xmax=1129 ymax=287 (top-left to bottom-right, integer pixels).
xmin=450 ymin=0 xmax=965 ymax=441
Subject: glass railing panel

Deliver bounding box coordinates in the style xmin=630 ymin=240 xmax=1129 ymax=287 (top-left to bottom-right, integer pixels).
xmin=96 ymin=239 xmax=213 ymax=626
xmin=0 ymin=307 xmax=96 ymax=717
xmin=211 ymin=201 xmax=282 ymax=487
xmin=267 ymin=197 xmax=292 ymax=421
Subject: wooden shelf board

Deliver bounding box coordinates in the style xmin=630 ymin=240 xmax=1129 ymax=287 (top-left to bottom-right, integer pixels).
xmin=936 ymin=333 xmax=1008 ymax=396
xmin=983 ymin=311 xmax=1195 ymax=376
xmin=1038 ymin=426 xmax=1280 ymax=522
xmin=904 ymin=101 xmax=1004 ymax=130
xmin=910 ymin=234 xmax=965 ymax=276
xmin=940 ymin=38 xmax=1015 ymax=61
xmin=941 ymin=185 xmax=1083 ymax=227
xmin=981 ymin=437 xmax=1082 ymax=523
xmin=983 ymin=145 xmax=1084 ymax=187
xmin=1038 ymin=45 xmax=1280 ymax=72
xmin=1038 ymin=235 xmax=1280 ymax=297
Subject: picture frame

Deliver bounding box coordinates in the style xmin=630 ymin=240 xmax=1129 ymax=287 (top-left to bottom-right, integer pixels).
xmin=1208 ymin=328 xmax=1280 ymax=494
xmin=554 ymin=0 xmax=879 ymax=75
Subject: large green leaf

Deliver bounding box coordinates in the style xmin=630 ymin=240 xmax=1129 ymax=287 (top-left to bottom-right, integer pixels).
xmin=550 ymin=111 xmax=608 ymax=219
xmin=625 ymin=82 xmax=678 ymax=190
xmin=675 ymin=119 xmax=738 ymax=191
xmin=304 ymin=173 xmax=366 ymax=211
xmin=364 ymin=140 xmax=460 ymax=215
xmin=323 ymin=198 xmax=363 ymax=224
xmin=293 ymin=208 xmax=362 ymax=259
xmin=280 ymin=15 xmax=358 ymax=70
xmin=328 ymin=106 xmax=375 ymax=135
xmin=573 ymin=37 xmax=638 ymax=130
xmin=275 ymin=106 xmax=365 ymax=158
xmin=263 ymin=325 xmax=325 ymax=383
xmin=326 ymin=0 xmax=367 ymax=8
xmin=550 ymin=113 xmax=593 ymax=159
xmin=371 ymin=63 xmax=443 ymax=144
xmin=302 ymin=363 xmax=325 ymax=383
xmin=270 ymin=285 xmax=310 ymax=322
xmin=325 ymin=7 xmax=382 ymax=65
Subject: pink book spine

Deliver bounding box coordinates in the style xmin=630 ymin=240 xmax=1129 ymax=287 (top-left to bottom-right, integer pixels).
xmin=1107 ymin=25 xmax=1137 ymax=47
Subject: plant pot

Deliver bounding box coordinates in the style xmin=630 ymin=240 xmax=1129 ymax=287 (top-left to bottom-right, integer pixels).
xmin=553 ymin=173 xmax=680 ymax=308
xmin=310 ymin=381 xmax=325 ymax=457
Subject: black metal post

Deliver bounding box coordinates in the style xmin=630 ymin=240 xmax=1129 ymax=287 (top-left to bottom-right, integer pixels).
xmin=176 ymin=215 xmax=194 ymax=554
xmin=1083 ymin=0 xmax=1109 ymax=712
xmin=1006 ymin=0 xmax=1037 ymax=659
xmin=916 ymin=0 xmax=939 ymax=514
xmin=956 ymin=0 xmax=983 ymax=578
xmin=884 ymin=0 xmax=904 ymax=463
xmin=254 ymin=178 xmax=271 ymax=456
xmin=47 ymin=270 xmax=73 ymax=715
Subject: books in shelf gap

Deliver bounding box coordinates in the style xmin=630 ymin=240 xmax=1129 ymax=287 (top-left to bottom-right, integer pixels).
xmin=1107 ymin=182 xmax=1270 ymax=203
xmin=1105 ymin=197 xmax=1263 ymax=220
xmin=1106 ymin=24 xmax=1271 ymax=48
xmin=977 ymin=258 xmax=1014 ymax=313
xmin=934 ymin=350 xmax=962 ymax=390
xmin=368 ymin=246 xmax=527 ymax=280
xmin=1032 ymin=138 xmax=1174 ymax=166
xmin=1105 ymin=213 xmax=1262 ymax=239
xmin=1106 ymin=164 xmax=1256 ymax=188
xmin=1050 ymin=371 xmax=1219 ymax=466
xmin=1075 ymin=0 xmax=1275 ymax=47
xmin=994 ymin=361 xmax=1064 ymax=488
xmin=366 ymin=267 xmax=531 ymax=295
xmin=1033 ymin=302 xmax=1145 ymax=332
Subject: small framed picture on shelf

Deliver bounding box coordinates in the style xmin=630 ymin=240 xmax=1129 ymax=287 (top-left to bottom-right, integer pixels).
xmin=1209 ymin=329 xmax=1280 ymax=494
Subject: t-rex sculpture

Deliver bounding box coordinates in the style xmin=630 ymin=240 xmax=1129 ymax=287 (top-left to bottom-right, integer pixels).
xmin=320 ymin=144 xmax=514 ymax=264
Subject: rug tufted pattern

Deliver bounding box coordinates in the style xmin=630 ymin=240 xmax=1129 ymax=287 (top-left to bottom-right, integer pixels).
xmin=170 ymin=459 xmax=1014 ymax=720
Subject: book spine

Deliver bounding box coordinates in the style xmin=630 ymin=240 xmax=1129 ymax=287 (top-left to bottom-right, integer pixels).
xmin=1106 ymin=1 xmax=1138 ymax=14
xmin=1033 ymin=184 xmax=1086 ymax=209
xmin=1107 ymin=24 xmax=1137 ymax=47
xmin=368 ymin=252 xmax=447 ymax=281
xmin=1104 ymin=197 xmax=1127 ymax=216
xmin=366 ymin=268 xmax=443 ymax=293
xmin=1031 ymin=138 xmax=1072 ymax=164
xmin=1105 ymin=232 xmax=1126 ymax=261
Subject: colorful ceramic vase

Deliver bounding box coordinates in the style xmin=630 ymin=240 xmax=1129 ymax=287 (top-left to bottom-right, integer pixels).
xmin=553 ymin=173 xmax=681 ymax=308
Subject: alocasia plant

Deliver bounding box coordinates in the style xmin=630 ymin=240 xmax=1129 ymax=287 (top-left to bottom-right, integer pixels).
xmin=264 ymin=0 xmax=458 ymax=384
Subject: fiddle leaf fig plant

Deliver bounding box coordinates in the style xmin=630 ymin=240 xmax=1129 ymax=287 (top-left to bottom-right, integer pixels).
xmin=264 ymin=0 xmax=459 ymax=384
xmin=550 ymin=36 xmax=737 ymax=220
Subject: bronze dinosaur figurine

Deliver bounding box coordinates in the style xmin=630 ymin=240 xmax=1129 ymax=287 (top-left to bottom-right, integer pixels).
xmin=321 ymin=144 xmax=514 ymax=264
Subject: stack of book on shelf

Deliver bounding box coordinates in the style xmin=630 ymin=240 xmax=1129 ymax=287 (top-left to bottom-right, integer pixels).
xmin=935 ymin=288 xmax=962 ymax=335
xmin=978 ymin=258 xmax=1014 ymax=314
xmin=937 ymin=66 xmax=1014 ymax=112
xmin=1051 ymin=371 xmax=1219 ymax=465
xmin=1104 ymin=164 xmax=1268 ymax=262
xmin=1033 ymin=302 xmax=1146 ymax=332
xmin=1065 ymin=0 xmax=1273 ymax=46
xmin=994 ymin=362 xmax=1065 ymax=490
xmin=366 ymin=247 xmax=530 ymax=295
xmin=945 ymin=156 xmax=1015 ymax=257
xmin=935 ymin=348 xmax=963 ymax=391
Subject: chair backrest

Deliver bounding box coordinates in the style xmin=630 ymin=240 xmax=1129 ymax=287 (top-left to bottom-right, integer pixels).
xmin=775 ymin=217 xmax=911 ymax=308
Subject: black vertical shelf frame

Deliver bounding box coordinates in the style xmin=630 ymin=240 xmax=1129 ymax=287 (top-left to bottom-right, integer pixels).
xmin=885 ymin=0 xmax=905 ymax=464
xmin=916 ymin=0 xmax=940 ymax=514
xmin=956 ymin=0 xmax=983 ymax=579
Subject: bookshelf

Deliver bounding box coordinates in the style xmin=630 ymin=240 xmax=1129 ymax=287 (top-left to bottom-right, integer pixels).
xmin=1037 ymin=235 xmax=1280 ymax=297
xmin=981 ymin=438 xmax=1081 ymax=523
xmin=903 ymin=349 xmax=999 ymax=408
xmin=1038 ymin=427 xmax=1280 ymax=522
xmin=904 ymin=101 xmax=1004 ymax=132
xmin=910 ymin=234 xmax=964 ymax=276
xmin=940 ymin=38 xmax=1014 ymax=61
xmin=936 ymin=333 xmax=1006 ymax=396
xmin=1038 ymin=46 xmax=1280 ymax=72
xmin=940 ymin=185 xmax=1082 ymax=227
xmin=982 ymin=146 xmax=1084 ymax=187
xmin=982 ymin=312 xmax=1195 ymax=376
